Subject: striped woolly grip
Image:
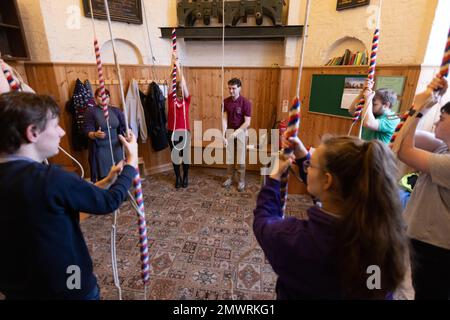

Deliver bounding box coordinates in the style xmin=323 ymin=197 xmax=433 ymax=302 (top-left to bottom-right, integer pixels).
xmin=389 ymin=109 xmax=410 ymax=145
xmin=94 ymin=38 xmax=109 ymax=119
xmin=439 ymin=27 xmax=450 ymax=78
xmin=352 ymin=28 xmax=380 ymax=123
xmin=172 ymin=28 xmax=178 ymax=103
xmin=133 ymin=170 xmax=150 ymax=284
xmin=1 ymin=63 xmax=20 ymax=91
xmin=391 ymin=26 xmax=450 ymax=145
xmin=172 ymin=28 xmax=177 ymax=53
xmin=280 ymin=98 xmax=300 ymax=213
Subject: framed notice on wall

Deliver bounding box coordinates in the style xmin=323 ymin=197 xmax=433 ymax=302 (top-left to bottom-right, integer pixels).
xmin=83 ymin=0 xmax=143 ymax=24
xmin=336 ymin=0 xmax=370 ymax=11
xmin=375 ymin=76 xmax=406 ymax=113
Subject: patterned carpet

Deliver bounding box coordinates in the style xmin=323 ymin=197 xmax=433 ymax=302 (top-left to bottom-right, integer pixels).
xmin=81 ymin=167 xmax=313 ymax=300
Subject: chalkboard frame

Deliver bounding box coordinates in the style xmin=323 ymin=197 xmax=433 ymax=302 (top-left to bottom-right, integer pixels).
xmin=336 ymin=0 xmax=370 ymax=11
xmin=82 ymin=0 xmax=143 ymax=25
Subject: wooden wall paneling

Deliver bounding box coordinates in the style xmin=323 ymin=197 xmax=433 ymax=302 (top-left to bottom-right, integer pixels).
xmin=277 ymin=67 xmax=297 ymax=121
xmin=398 ymin=66 xmax=421 ymax=112
xmin=21 ymin=63 xmax=420 ymax=182
xmin=268 ymin=68 xmax=281 ymax=129
xmin=188 ymin=67 xmax=224 ymax=135
xmin=24 ymin=63 xmax=73 ymax=168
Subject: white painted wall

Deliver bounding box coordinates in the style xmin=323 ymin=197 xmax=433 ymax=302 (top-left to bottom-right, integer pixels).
xmin=100 ymin=39 xmax=144 ymax=64
xmin=422 ymin=0 xmax=450 ymax=67
xmin=16 ymin=0 xmax=442 ymax=68
xmin=16 ymin=0 xmax=285 ymax=66
xmin=302 ymin=0 xmax=439 ymax=66
xmin=416 ymin=0 xmax=449 ymax=132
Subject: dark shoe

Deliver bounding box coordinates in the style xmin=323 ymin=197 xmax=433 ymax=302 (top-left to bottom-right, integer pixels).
xmin=182 ymin=175 xmax=188 ymax=188
xmin=175 ymin=176 xmax=182 ymax=189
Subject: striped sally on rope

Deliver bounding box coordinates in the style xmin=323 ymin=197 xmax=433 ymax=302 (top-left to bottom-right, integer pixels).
xmin=102 ymin=0 xmax=150 ymax=289
xmin=350 ymin=0 xmax=383 ymax=137
xmin=102 ymin=0 xmax=151 ymax=289
xmin=352 ymin=28 xmax=379 ymax=123
xmin=89 ymin=0 xmax=123 ymax=299
xmin=1 ymin=63 xmax=20 ymax=91
xmin=279 ymin=0 xmax=311 ymax=214
xmin=172 ymin=28 xmax=178 ymax=103
xmin=280 ymin=98 xmax=301 ymax=213
xmin=93 ymin=39 xmax=109 ymax=119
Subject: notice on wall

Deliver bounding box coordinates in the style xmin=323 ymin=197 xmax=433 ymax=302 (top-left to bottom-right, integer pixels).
xmin=375 ymin=76 xmax=406 ymax=113
xmin=341 ymin=77 xmax=365 ymax=109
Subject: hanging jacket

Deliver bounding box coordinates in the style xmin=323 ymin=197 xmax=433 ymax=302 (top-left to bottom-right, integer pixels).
xmin=66 ymin=79 xmax=95 ymax=151
xmin=144 ymin=82 xmax=168 ymax=151
xmin=84 ymin=79 xmax=93 ymax=97
xmin=125 ymin=79 xmax=148 ymax=142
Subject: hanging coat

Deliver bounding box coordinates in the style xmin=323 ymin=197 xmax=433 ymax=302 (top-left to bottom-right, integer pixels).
xmin=125 ymin=79 xmax=148 ymax=142
xmin=144 ymin=82 xmax=168 ymax=151
xmin=84 ymin=79 xmax=94 ymax=97
xmin=66 ymin=79 xmax=95 ymax=151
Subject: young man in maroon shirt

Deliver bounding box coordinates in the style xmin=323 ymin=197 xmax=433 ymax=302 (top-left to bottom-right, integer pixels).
xmin=222 ymin=78 xmax=252 ymax=192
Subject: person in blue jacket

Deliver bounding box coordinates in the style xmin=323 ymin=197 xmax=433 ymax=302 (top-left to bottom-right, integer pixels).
xmin=0 ymin=92 xmax=138 ymax=300
xmin=253 ymin=135 xmax=409 ymax=299
xmin=84 ymin=88 xmax=127 ymax=182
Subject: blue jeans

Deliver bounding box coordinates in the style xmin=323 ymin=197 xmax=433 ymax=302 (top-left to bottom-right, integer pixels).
xmin=84 ymin=284 xmax=101 ymax=300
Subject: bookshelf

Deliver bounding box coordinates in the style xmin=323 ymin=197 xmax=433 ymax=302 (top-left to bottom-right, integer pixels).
xmin=0 ymin=0 xmax=29 ymax=60
xmin=325 ymin=49 xmax=369 ymax=66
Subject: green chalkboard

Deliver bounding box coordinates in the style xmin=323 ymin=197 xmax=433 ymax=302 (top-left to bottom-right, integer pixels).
xmin=309 ymin=74 xmax=366 ymax=118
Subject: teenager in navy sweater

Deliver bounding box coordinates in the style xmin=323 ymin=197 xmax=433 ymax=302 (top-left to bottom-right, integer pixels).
xmin=0 ymin=92 xmax=138 ymax=300
xmin=254 ymin=135 xmax=408 ymax=299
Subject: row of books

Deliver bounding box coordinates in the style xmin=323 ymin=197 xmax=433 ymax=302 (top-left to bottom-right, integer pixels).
xmin=325 ymin=49 xmax=369 ymax=66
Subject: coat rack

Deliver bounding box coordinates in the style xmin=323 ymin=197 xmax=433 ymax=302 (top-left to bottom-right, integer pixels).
xmin=89 ymin=79 xmax=168 ymax=85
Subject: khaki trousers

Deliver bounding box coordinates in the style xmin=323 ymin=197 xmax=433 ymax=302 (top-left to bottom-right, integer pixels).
xmin=225 ymin=130 xmax=246 ymax=184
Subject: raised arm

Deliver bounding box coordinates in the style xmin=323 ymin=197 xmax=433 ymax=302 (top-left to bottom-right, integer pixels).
xmin=398 ymin=76 xmax=448 ymax=173
xmin=361 ymin=80 xmax=380 ymax=131
xmin=414 ymin=130 xmax=445 ymax=152
xmin=177 ymin=60 xmax=189 ymax=98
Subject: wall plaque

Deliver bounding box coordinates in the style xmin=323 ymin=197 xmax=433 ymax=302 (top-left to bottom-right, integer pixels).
xmin=336 ymin=0 xmax=370 ymax=11
xmin=83 ymin=0 xmax=143 ymax=24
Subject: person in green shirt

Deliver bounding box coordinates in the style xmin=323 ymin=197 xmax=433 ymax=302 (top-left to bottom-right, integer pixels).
xmin=349 ymin=80 xmax=400 ymax=144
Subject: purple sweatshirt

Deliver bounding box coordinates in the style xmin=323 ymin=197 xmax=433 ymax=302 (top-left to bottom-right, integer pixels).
xmin=253 ymin=178 xmax=343 ymax=299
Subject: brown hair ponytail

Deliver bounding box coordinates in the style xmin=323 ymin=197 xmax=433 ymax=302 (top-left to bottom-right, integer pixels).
xmin=321 ymin=136 xmax=408 ymax=299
